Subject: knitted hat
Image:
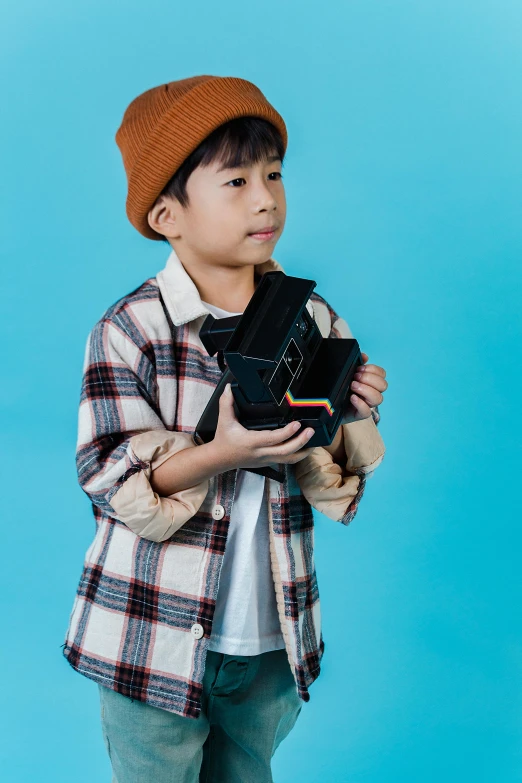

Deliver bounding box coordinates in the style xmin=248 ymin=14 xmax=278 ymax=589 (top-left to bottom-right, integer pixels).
xmin=115 ymin=75 xmax=288 ymax=241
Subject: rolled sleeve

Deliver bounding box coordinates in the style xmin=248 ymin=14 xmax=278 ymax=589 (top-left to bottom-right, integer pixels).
xmin=108 ymin=430 xmax=209 ymax=542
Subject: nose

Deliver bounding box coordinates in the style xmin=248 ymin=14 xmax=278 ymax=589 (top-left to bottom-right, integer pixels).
xmin=251 ymin=178 xmax=278 ymax=212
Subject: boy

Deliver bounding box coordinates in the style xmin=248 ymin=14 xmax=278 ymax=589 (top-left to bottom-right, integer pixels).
xmin=62 ymin=75 xmax=387 ymax=782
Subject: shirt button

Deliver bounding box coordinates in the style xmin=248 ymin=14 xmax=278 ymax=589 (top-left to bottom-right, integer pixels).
xmin=191 ymin=623 xmax=204 ymax=639
xmin=212 ymin=504 xmax=225 ymax=520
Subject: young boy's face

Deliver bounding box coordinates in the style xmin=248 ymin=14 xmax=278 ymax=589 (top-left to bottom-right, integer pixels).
xmin=149 ymin=152 xmax=286 ymax=269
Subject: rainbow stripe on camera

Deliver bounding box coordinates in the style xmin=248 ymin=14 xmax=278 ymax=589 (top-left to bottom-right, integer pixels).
xmin=284 ymin=390 xmax=335 ymax=416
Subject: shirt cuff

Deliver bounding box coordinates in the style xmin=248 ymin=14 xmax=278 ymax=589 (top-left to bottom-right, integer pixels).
xmin=108 ymin=430 xmax=209 ymax=542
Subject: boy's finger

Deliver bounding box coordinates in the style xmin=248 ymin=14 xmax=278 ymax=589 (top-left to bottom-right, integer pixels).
xmin=220 ymin=383 xmax=240 ymax=420
xmin=357 ymin=363 xmax=386 ymax=378
xmin=350 ymin=393 xmax=373 ymax=417
xmin=353 ymin=371 xmax=388 ymax=392
xmin=262 ymin=421 xmax=311 ymax=447
xmin=274 ymin=429 xmax=315 ymax=455
xmin=350 ymin=383 xmax=383 ymax=406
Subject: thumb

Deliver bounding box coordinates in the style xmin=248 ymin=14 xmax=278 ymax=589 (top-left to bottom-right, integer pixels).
xmin=219 ymin=383 xmax=238 ymax=421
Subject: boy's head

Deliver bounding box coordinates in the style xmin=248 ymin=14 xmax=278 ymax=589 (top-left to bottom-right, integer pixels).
xmin=115 ymin=76 xmax=287 ymax=268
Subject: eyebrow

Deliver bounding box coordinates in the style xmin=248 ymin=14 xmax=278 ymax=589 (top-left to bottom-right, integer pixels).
xmin=216 ymin=155 xmax=281 ymax=174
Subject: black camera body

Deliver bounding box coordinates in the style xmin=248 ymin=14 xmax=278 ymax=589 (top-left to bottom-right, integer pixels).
xmin=193 ymin=271 xmax=362 ymax=482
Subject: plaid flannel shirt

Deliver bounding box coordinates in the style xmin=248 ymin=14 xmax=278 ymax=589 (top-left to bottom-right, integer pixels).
xmin=61 ymin=248 xmax=385 ymax=718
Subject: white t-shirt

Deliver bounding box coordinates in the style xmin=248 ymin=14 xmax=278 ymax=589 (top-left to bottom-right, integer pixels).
xmin=201 ymin=299 xmax=285 ymax=655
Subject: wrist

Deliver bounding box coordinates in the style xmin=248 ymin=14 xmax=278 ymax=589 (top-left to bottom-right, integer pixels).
xmin=205 ymin=439 xmax=236 ymax=474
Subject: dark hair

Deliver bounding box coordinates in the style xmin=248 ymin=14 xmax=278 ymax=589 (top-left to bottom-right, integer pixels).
xmin=156 ymin=116 xmax=286 ymax=243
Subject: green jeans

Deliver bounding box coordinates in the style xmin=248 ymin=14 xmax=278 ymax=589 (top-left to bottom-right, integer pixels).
xmin=98 ymin=648 xmax=303 ymax=783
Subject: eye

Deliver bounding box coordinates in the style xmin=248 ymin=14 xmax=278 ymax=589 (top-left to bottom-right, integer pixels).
xmin=226 ymin=172 xmax=284 ymax=187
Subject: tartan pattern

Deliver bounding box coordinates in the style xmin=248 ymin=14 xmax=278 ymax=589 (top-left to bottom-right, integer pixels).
xmin=62 ymin=250 xmax=383 ymax=718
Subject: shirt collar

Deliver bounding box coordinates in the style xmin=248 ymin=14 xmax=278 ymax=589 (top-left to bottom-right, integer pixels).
xmin=156 ymin=246 xmax=287 ymax=327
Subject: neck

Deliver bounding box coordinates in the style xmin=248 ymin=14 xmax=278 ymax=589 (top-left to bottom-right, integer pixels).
xmin=179 ymin=255 xmax=262 ymax=312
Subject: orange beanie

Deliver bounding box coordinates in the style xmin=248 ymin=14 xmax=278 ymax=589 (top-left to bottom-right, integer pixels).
xmin=115 ymin=75 xmax=288 ymax=241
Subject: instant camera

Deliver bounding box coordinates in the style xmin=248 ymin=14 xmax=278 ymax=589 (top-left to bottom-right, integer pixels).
xmin=193 ymin=271 xmax=363 ymax=482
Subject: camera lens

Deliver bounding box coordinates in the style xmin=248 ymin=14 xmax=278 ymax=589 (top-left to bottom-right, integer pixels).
xmin=295 ymin=315 xmax=309 ymax=338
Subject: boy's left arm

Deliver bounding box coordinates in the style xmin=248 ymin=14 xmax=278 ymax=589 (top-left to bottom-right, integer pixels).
xmin=294 ymin=301 xmax=387 ymax=526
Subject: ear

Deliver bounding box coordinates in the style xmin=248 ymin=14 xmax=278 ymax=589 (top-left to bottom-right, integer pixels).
xmin=148 ymin=195 xmax=180 ymax=238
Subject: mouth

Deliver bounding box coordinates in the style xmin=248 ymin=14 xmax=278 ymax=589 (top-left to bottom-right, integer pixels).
xmin=248 ymin=226 xmax=278 ymax=240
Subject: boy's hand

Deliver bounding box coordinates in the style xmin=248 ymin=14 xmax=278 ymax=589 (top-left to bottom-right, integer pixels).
xmin=211 ymin=383 xmax=317 ymax=472
xmin=343 ymin=352 xmax=388 ymax=422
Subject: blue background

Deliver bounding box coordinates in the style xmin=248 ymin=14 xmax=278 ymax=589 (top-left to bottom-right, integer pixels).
xmin=1 ymin=1 xmax=521 ymax=780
